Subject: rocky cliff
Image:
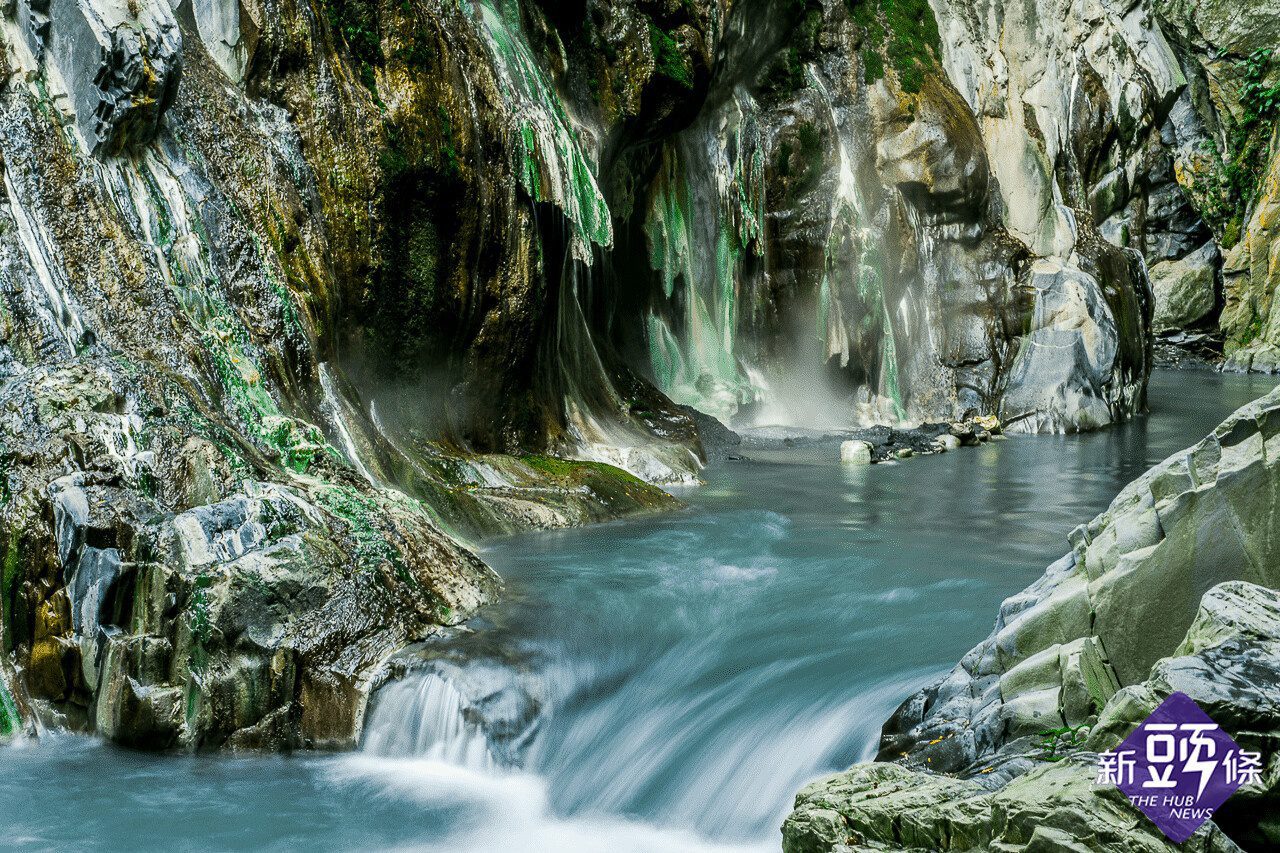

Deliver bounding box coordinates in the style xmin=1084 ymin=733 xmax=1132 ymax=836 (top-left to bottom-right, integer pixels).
xmin=0 ymin=0 xmax=1274 ymax=751
xmin=784 ymin=386 xmax=1280 ymax=851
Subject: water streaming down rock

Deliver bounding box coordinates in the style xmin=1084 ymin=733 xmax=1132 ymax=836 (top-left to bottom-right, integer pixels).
xmin=363 ymin=671 xmax=500 ymax=768
xmin=638 ymin=11 xmax=1036 ymax=430
xmin=362 ymin=655 xmax=544 ymax=770
xmin=474 ymin=0 xmax=613 ymax=260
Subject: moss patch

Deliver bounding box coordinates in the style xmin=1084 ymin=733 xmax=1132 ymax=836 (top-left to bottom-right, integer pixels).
xmin=759 ymin=1 xmax=824 ymax=98
xmin=0 ymin=676 xmax=18 ymax=737
xmin=649 ymin=24 xmax=694 ymax=90
xmin=518 ymin=455 xmax=679 ymax=512
xmin=848 ymin=0 xmax=940 ymax=94
xmin=1191 ymin=49 xmax=1280 ymax=249
xmin=314 ymin=485 xmax=415 ymax=585
xmin=321 ymin=0 xmax=384 ymax=93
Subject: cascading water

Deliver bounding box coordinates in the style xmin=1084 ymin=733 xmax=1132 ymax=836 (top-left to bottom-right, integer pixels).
xmin=340 ymin=371 xmax=1276 ymax=851
xmin=363 ymin=671 xmax=501 ymax=768
xmin=319 ymin=362 xmax=379 ymax=485
xmin=473 ymin=0 xmax=612 ymax=260
xmin=643 ymin=95 xmax=767 ymax=423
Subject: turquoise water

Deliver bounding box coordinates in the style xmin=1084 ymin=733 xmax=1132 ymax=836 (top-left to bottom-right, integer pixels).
xmin=2 ymin=370 xmax=1275 ymax=852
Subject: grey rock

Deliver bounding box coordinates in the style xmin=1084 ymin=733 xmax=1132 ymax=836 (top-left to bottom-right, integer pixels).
xmin=1151 ymin=241 xmax=1220 ymax=332
xmin=879 ymin=385 xmax=1280 ymax=773
xmin=13 ymin=0 xmax=183 ymax=154
xmin=785 ymin=583 xmax=1280 ymax=852
xmin=998 ymin=260 xmax=1123 ymax=434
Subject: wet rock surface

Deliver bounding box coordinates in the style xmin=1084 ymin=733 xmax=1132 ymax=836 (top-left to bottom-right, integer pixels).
xmin=0 ymin=0 xmax=1272 ymax=758
xmin=0 ymin=363 xmax=501 ymax=749
xmin=14 ymin=0 xmax=183 ymax=154
xmin=745 ymin=416 xmax=1003 ymax=464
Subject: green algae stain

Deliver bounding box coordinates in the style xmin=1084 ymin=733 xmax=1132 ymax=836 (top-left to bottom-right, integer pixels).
xmin=0 ymin=676 xmax=18 ymax=737
xmin=1 ymin=528 xmax=22 ymax=653
xmin=476 ymin=0 xmax=612 ymax=251
xmin=314 ymin=486 xmax=414 ymax=585
xmin=642 ymin=130 xmax=764 ymax=419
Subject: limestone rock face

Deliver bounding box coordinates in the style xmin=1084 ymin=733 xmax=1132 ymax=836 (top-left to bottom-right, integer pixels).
xmin=1146 ymin=0 xmax=1280 ymax=363
xmin=920 ymin=0 xmax=1173 ymax=429
xmin=13 ymin=0 xmax=183 ymax=154
xmin=179 ymin=0 xmax=261 ymax=84
xmin=0 ymin=364 xmax=501 ymax=750
xmin=1220 ymin=142 xmax=1280 ymax=372
xmin=783 ymin=580 xmax=1280 ymax=852
xmin=998 ymin=256 xmax=1145 ymax=434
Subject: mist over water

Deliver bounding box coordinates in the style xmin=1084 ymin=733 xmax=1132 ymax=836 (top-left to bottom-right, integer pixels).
xmin=2 ymin=370 xmax=1274 ymax=852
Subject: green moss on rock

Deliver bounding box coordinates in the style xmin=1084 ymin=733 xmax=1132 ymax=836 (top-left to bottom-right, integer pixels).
xmin=848 ymin=0 xmax=940 ymax=94
xmin=0 ymin=676 xmax=17 ymax=737
xmin=649 ymin=24 xmax=694 ymax=90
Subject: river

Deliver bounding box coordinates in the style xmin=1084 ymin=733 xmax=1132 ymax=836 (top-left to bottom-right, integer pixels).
xmin=2 ymin=369 xmax=1274 ymax=852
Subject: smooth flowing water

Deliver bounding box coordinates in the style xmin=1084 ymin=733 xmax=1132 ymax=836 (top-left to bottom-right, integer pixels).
xmin=2 ymin=370 xmax=1275 ymax=852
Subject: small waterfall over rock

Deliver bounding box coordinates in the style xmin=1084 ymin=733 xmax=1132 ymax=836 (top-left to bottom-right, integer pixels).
xmin=363 ymin=672 xmax=499 ymax=768
xmin=361 ymin=656 xmax=543 ymax=769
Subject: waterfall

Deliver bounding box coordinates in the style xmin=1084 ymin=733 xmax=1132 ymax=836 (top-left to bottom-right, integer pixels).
xmin=319 ymin=362 xmax=379 ymax=486
xmin=642 ymin=94 xmax=766 ymax=423
xmin=363 ymin=672 xmax=498 ymax=768
xmin=806 ymin=66 xmax=908 ymax=422
xmin=362 ymin=657 xmax=544 ymax=769
xmin=554 ymin=262 xmax=702 ymax=485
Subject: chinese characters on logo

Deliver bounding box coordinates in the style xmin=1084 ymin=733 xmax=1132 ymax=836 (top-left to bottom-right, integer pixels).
xmin=1095 ymin=692 xmax=1261 ymax=843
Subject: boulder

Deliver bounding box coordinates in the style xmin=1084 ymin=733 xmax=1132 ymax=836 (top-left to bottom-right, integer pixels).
xmin=873 ymin=384 xmax=1280 ymax=774
xmin=840 ymin=440 xmax=873 ymax=465
xmin=0 ymin=363 xmax=501 ymax=750
xmin=998 ymin=260 xmax=1122 ymax=433
xmin=1151 ymin=241 xmax=1219 ymax=332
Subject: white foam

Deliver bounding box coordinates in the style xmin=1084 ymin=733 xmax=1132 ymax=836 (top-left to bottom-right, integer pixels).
xmin=328 ymin=756 xmax=771 ymax=853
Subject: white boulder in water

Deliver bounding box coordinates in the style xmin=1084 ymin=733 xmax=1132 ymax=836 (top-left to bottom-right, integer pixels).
xmin=935 ymin=434 xmax=961 ymax=452
xmin=840 ymin=440 xmax=872 ymax=465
